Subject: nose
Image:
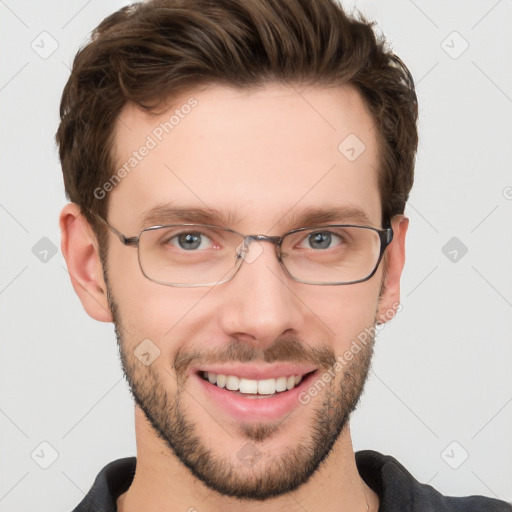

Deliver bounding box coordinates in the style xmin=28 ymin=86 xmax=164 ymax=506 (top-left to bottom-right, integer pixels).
xmin=216 ymin=239 xmax=306 ymax=350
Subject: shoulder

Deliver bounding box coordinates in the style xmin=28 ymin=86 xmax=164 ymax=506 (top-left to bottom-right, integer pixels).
xmin=355 ymin=450 xmax=512 ymax=512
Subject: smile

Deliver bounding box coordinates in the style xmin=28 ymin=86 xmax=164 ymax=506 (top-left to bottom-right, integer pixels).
xmin=193 ymin=365 xmax=319 ymax=421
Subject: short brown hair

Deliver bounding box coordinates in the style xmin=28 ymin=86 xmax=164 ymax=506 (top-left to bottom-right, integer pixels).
xmin=56 ymin=0 xmax=418 ymax=240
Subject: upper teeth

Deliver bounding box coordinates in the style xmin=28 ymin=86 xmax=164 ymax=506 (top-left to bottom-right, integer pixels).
xmin=203 ymin=372 xmax=303 ymax=395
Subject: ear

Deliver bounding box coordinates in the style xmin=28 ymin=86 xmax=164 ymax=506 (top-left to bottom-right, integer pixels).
xmin=59 ymin=203 xmax=113 ymax=322
xmin=376 ymin=215 xmax=408 ymax=324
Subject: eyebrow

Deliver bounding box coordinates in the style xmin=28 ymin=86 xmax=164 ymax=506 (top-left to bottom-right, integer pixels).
xmin=141 ymin=204 xmax=242 ymax=228
xmin=140 ymin=203 xmax=374 ymax=231
xmin=286 ymin=205 xmax=373 ymax=227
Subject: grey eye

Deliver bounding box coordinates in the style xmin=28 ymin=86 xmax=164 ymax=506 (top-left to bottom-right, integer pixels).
xmin=175 ymin=232 xmax=204 ymax=250
xmin=308 ymin=232 xmax=333 ymax=249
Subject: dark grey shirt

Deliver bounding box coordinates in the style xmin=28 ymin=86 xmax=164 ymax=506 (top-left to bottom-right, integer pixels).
xmin=72 ymin=450 xmax=512 ymax=511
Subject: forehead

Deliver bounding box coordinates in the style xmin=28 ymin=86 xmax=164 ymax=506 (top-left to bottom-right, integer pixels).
xmin=110 ymin=83 xmax=381 ymax=230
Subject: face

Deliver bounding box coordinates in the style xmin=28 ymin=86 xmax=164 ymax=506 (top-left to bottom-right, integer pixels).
xmin=66 ymin=83 xmax=407 ymax=500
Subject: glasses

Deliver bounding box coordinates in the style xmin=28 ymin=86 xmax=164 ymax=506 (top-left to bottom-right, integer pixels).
xmin=102 ymin=219 xmax=393 ymax=287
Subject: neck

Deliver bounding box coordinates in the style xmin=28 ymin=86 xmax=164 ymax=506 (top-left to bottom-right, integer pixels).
xmin=117 ymin=407 xmax=379 ymax=512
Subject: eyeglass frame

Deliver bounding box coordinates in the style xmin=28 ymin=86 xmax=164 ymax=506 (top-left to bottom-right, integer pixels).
xmin=97 ymin=215 xmax=394 ymax=287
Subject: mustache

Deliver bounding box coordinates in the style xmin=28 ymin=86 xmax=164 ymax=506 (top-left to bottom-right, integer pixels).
xmin=174 ymin=336 xmax=336 ymax=377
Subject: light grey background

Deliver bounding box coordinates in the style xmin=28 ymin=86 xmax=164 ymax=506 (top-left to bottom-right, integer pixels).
xmin=0 ymin=0 xmax=511 ymax=510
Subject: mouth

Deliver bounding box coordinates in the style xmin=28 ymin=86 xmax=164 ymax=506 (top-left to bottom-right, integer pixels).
xmin=192 ymin=366 xmax=319 ymax=421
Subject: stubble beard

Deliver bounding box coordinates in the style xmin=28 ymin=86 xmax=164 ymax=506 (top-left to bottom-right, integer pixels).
xmin=105 ymin=279 xmax=375 ymax=501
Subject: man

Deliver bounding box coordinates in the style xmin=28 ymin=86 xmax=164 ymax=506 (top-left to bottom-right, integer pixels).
xmin=56 ymin=0 xmax=511 ymax=510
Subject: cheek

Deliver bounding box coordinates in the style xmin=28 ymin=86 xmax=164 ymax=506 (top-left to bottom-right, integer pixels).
xmin=304 ymin=279 xmax=381 ymax=345
xmin=105 ymin=245 xmax=212 ymax=344
xmin=116 ymin=287 xmax=213 ymax=345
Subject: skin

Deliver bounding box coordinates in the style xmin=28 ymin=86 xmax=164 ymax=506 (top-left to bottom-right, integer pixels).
xmin=60 ymin=83 xmax=408 ymax=512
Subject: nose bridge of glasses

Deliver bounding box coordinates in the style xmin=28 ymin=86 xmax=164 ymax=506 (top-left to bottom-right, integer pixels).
xmin=252 ymin=234 xmax=282 ymax=244
xmin=236 ymin=234 xmax=282 ymax=262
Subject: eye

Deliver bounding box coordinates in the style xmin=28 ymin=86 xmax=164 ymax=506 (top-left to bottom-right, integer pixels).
xmin=168 ymin=231 xmax=214 ymax=250
xmin=301 ymin=231 xmax=343 ymax=250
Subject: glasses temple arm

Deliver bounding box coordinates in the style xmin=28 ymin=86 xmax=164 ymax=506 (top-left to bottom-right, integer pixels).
xmin=87 ymin=210 xmax=138 ymax=246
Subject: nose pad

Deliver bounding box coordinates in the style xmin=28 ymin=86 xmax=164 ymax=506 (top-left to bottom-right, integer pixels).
xmin=236 ymin=238 xmax=264 ymax=264
xmin=235 ymin=240 xmax=248 ymax=260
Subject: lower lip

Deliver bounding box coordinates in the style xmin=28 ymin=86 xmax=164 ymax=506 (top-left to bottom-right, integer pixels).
xmin=193 ymin=371 xmax=318 ymax=422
